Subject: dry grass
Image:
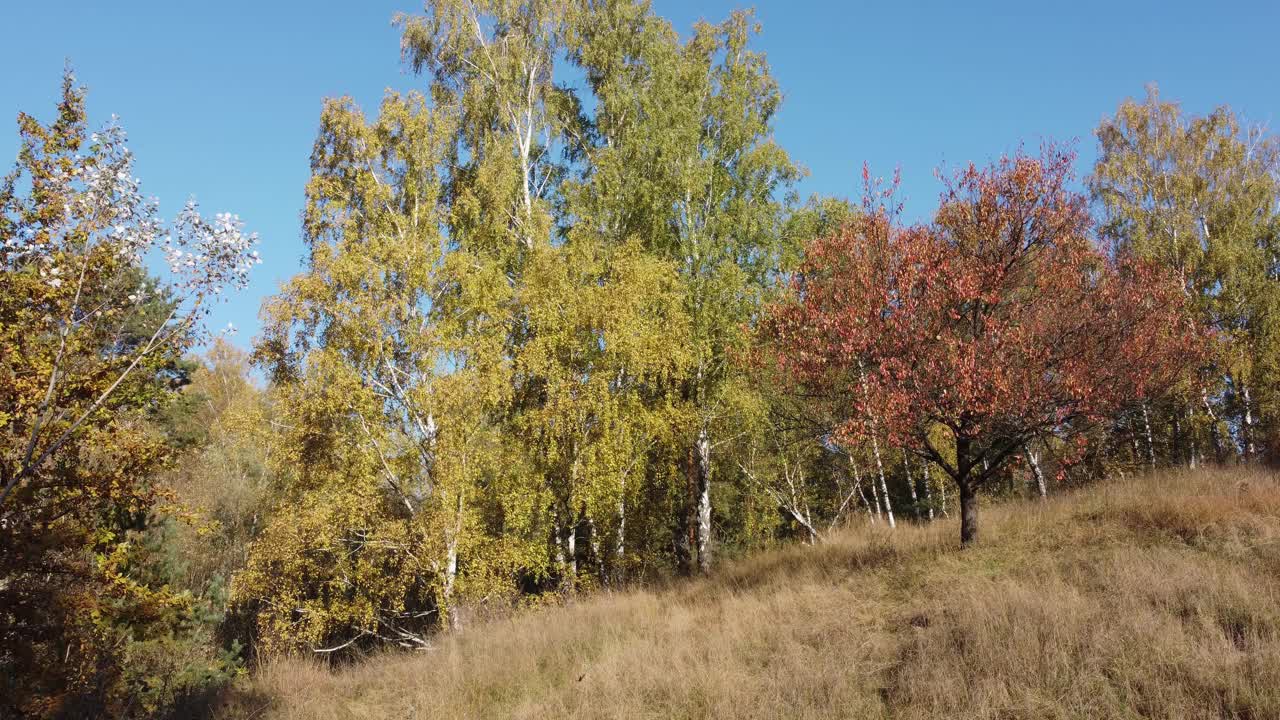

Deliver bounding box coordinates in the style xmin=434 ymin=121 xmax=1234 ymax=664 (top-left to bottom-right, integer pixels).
xmin=213 ymin=467 xmax=1280 ymax=720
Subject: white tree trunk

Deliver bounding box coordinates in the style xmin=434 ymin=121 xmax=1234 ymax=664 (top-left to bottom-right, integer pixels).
xmin=588 ymin=517 xmax=604 ymax=581
xmin=1025 ymin=444 xmax=1047 ymax=499
xmin=904 ymin=457 xmax=919 ymax=520
xmin=1202 ymin=392 xmax=1226 ymax=460
xmin=695 ymin=425 xmax=712 ymax=574
xmin=858 ymin=484 xmax=875 ymax=523
xmin=850 ymin=459 xmax=875 ymax=523
xmin=1142 ymin=402 xmax=1157 ymax=470
xmin=921 ymin=461 xmax=935 ymax=521
xmin=443 ymin=490 xmax=463 ymax=631
xmin=1173 ymin=412 xmax=1185 ymax=467
xmin=554 ymin=512 xmax=567 ymax=585
xmin=567 ymin=519 xmax=577 ymax=584
xmin=1242 ymin=384 xmax=1257 ymax=458
xmin=443 ymin=537 xmax=459 ymax=631
xmin=871 ymin=437 xmax=894 ymax=528
xmin=614 ymin=492 xmax=626 ymax=586
xmin=857 ymin=360 xmax=894 ymax=529
xmin=868 ymin=463 xmax=883 ymax=522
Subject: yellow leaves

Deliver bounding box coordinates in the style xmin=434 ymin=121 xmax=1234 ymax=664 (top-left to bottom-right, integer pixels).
xmin=237 ymin=0 xmax=809 ymax=653
xmin=233 ymin=478 xmax=466 ymax=653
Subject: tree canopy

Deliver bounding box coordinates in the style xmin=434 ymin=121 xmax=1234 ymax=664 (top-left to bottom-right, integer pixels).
xmin=5 ymin=7 xmax=1275 ymax=717
xmin=763 ymin=148 xmax=1200 ymax=543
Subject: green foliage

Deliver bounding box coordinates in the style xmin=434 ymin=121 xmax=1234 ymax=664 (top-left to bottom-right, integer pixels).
xmin=239 ymin=89 xmax=550 ymax=651
xmin=1091 ymin=86 xmax=1280 ymax=466
xmin=14 ymin=11 xmax=1280 ymax=719
xmin=0 ymin=74 xmax=256 ymax=718
xmin=236 ymin=0 xmax=803 ymax=654
xmin=162 ymin=341 xmax=275 ymax=598
xmin=567 ymin=1 xmax=801 ymax=573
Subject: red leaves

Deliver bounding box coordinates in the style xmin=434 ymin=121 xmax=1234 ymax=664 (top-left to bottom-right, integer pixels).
xmin=764 ymin=145 xmax=1201 ymax=475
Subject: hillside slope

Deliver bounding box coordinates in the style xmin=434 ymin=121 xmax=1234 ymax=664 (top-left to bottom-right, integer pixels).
xmin=217 ymin=469 xmax=1280 ymax=720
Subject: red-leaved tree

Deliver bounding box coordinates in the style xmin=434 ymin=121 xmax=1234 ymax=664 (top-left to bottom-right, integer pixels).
xmin=764 ymin=146 xmax=1201 ymax=544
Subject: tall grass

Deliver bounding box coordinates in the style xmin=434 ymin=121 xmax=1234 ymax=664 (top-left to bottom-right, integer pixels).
xmin=214 ymin=467 xmax=1280 ymax=719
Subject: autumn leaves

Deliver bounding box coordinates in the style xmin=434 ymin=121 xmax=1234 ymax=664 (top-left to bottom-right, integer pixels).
xmin=762 ymin=146 xmax=1200 ymax=543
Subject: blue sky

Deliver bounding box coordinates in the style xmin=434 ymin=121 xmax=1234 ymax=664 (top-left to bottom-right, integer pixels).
xmin=3 ymin=0 xmax=1278 ymax=349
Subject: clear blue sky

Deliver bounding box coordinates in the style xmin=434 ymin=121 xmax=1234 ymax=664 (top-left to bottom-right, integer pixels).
xmin=4 ymin=0 xmax=1278 ymax=349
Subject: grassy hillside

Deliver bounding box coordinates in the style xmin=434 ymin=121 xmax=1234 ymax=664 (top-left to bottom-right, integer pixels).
xmin=216 ymin=468 xmax=1280 ymax=720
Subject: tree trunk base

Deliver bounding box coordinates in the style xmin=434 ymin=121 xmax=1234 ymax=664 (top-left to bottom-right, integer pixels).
xmin=959 ymin=483 xmax=978 ymax=545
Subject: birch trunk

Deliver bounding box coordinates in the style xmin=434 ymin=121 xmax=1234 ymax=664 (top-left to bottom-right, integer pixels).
xmin=851 ymin=460 xmax=875 ymax=523
xmin=872 ymin=437 xmax=894 ymax=528
xmin=1172 ymin=412 xmax=1185 ymax=467
xmin=443 ymin=491 xmax=463 ymax=631
xmin=857 ymin=360 xmax=894 ymax=528
xmin=694 ymin=424 xmax=712 ymax=574
xmin=1025 ymin=444 xmax=1047 ymax=499
xmin=868 ymin=465 xmax=883 ymax=522
xmin=921 ymin=461 xmax=935 ymax=521
xmin=1142 ymin=402 xmax=1157 ymax=470
xmin=905 ymin=458 xmax=920 ymax=520
xmin=1202 ymin=392 xmax=1225 ymax=461
xmin=614 ymin=493 xmax=626 ymax=586
xmin=554 ymin=510 xmax=568 ymax=588
xmin=857 ymin=483 xmax=875 ymax=522
xmin=566 ymin=519 xmax=577 ymax=587
xmin=1242 ymin=383 xmax=1257 ymax=459
xmin=587 ymin=516 xmax=604 ymax=581
xmin=443 ymin=535 xmax=459 ymax=631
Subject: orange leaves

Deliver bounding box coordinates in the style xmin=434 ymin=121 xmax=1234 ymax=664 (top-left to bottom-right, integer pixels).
xmin=764 ymin=145 xmax=1201 ymax=481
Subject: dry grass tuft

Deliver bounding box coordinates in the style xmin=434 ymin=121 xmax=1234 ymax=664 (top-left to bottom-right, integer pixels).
xmin=213 ymin=467 xmax=1280 ymax=720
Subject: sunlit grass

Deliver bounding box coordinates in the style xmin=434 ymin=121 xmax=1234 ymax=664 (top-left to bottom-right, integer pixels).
xmin=214 ymin=467 xmax=1280 ymax=720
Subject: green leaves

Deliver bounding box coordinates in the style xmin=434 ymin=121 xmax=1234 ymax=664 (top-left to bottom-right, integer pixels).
xmin=0 ymin=74 xmax=257 ymax=719
xmin=1091 ymin=86 xmax=1280 ymax=462
xmin=242 ymin=0 xmax=803 ymax=639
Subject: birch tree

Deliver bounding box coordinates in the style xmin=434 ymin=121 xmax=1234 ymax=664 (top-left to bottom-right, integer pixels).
xmin=1091 ymin=87 xmax=1280 ymax=465
xmin=515 ymin=238 xmax=690 ymax=587
xmin=238 ymin=92 xmax=545 ymax=650
xmin=569 ymin=3 xmax=799 ymax=572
